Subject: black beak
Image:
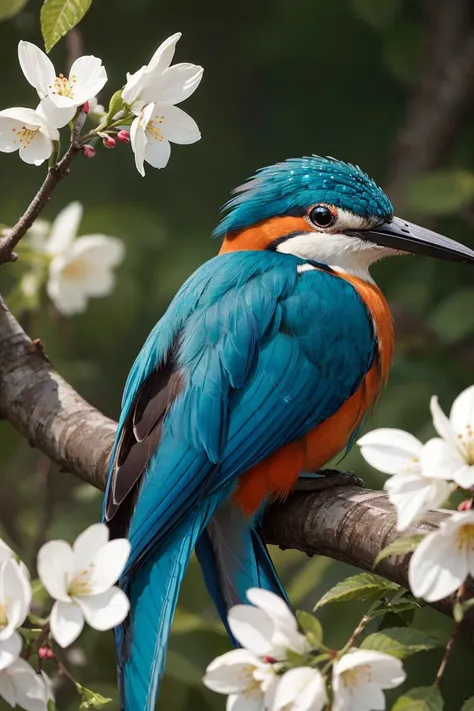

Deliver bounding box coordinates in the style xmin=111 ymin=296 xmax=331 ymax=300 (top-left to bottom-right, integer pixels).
xmin=348 ymin=216 xmax=474 ymax=265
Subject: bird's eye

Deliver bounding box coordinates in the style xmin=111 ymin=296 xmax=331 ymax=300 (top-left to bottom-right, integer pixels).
xmin=309 ymin=205 xmax=336 ymax=228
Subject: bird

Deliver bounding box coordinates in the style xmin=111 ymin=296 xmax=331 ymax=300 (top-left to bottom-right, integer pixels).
xmin=102 ymin=156 xmax=474 ymax=710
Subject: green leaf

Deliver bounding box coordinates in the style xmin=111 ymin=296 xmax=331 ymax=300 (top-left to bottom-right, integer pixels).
xmin=361 ymin=627 xmax=441 ymax=659
xmin=430 ymin=288 xmax=474 ymax=344
xmin=40 ymin=0 xmax=92 ymax=52
xmin=296 ymin=610 xmax=324 ymax=648
xmin=106 ymin=90 xmax=124 ymax=123
xmin=374 ymin=535 xmax=424 ymax=568
xmin=76 ymin=684 xmax=112 ymax=709
xmin=0 ymin=0 xmax=29 ymax=20
xmin=407 ymin=170 xmax=474 ymax=216
xmin=368 ymin=600 xmax=421 ymax=620
xmin=461 ymin=698 xmax=474 ymax=711
xmin=47 ymin=700 xmax=55 ymax=711
xmin=392 ymin=686 xmax=444 ymax=711
xmin=315 ymin=573 xmax=399 ymax=609
xmin=453 ymin=596 xmax=474 ymax=623
xmin=285 ymin=648 xmax=307 ymax=667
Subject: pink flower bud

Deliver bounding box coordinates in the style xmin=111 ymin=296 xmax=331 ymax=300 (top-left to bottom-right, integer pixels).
xmin=82 ymin=145 xmax=96 ymax=158
xmin=262 ymin=656 xmax=277 ymax=664
xmin=82 ymin=101 xmax=90 ymax=114
xmin=38 ymin=646 xmax=55 ymax=660
xmin=103 ymin=136 xmax=116 ymax=149
xmin=117 ymin=130 xmax=130 ymax=144
xmin=458 ymin=499 xmax=472 ymax=511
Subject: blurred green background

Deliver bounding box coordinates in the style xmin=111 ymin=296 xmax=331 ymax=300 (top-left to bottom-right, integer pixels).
xmin=0 ymin=0 xmax=474 ymax=708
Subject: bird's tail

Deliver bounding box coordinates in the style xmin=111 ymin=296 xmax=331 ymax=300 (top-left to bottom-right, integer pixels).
xmin=196 ymin=504 xmax=289 ymax=639
xmin=117 ymin=500 xmax=219 ymax=711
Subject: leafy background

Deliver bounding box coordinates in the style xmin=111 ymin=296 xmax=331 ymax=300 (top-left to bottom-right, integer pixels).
xmin=0 ymin=0 xmax=474 ymax=708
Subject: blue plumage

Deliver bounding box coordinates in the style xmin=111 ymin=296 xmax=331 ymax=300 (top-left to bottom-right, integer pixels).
xmin=104 ymin=248 xmax=377 ymax=710
xmin=213 ymin=156 xmax=393 ymax=238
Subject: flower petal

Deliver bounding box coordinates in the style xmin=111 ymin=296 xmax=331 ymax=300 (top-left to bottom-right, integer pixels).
xmin=143 ymin=64 xmax=203 ymax=106
xmin=47 ymin=202 xmax=83 ymax=255
xmin=0 ymin=671 xmax=16 ymax=707
xmin=18 ymin=41 xmax=55 ymax=97
xmin=273 ymin=667 xmax=326 ymax=711
xmin=130 ymin=115 xmax=147 ymax=176
xmin=385 ymin=471 xmax=451 ymax=531
xmin=450 ymin=385 xmax=474 ymax=435
xmin=19 ymin=130 xmax=52 ymax=166
xmin=430 ymin=395 xmax=459 ymax=450
xmin=50 ymin=600 xmax=84 ymax=648
xmin=0 ymin=632 xmax=22 ymax=671
xmin=0 ymin=560 xmax=31 ymax=636
xmin=357 ymin=428 xmax=423 ymax=475
xmin=158 ymin=104 xmax=201 ymax=145
xmin=89 ymin=539 xmax=130 ymax=593
xmin=39 ymin=97 xmax=76 ymax=128
xmin=408 ymin=528 xmax=467 ymax=602
xmin=227 ymin=692 xmax=264 ymax=711
xmin=144 ymin=136 xmax=171 ymax=169
xmin=0 ymin=107 xmax=45 ymax=127
xmin=68 ymin=56 xmax=107 ymax=105
xmin=8 ymin=658 xmax=50 ymax=711
xmin=227 ymin=605 xmax=274 ymax=656
xmin=421 ymin=437 xmax=465 ymax=482
xmin=147 ymin=33 xmax=182 ymax=75
xmin=204 ymin=649 xmax=261 ymax=694
xmin=75 ymin=587 xmax=129 ymax=630
xmin=71 ymin=235 xmax=125 ymax=269
xmin=46 ymin=270 xmax=88 ymax=315
xmin=37 ymin=540 xmax=73 ymax=602
xmin=246 ymin=588 xmax=297 ymax=634
xmin=72 ymin=523 xmax=110 ymax=576
xmin=453 ymin=464 xmax=474 ymax=489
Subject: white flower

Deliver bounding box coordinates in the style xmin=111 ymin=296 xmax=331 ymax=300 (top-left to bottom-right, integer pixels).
xmin=227 ymin=588 xmax=309 ymax=660
xmin=18 ymin=41 xmax=107 ymax=128
xmin=0 ymin=107 xmax=59 ymax=165
xmin=41 ymin=202 xmax=124 ymax=315
xmin=122 ymin=33 xmax=203 ymax=112
xmin=37 ymin=523 xmax=131 ymax=648
xmin=358 ymin=429 xmax=452 ymax=530
xmin=408 ymin=510 xmax=474 ymax=602
xmin=332 ymin=649 xmax=406 ymax=711
xmin=130 ymin=100 xmax=200 ymax=175
xmin=203 ymin=648 xmax=278 ymax=711
xmin=0 ymin=559 xmax=31 ymax=671
xmin=428 ymin=386 xmax=474 ymax=488
xmin=0 ymin=658 xmax=51 ymax=711
xmin=272 ymin=667 xmax=326 ymax=711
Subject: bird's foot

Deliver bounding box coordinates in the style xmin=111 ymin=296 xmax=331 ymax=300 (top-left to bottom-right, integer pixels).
xmin=293 ymin=469 xmax=364 ymax=493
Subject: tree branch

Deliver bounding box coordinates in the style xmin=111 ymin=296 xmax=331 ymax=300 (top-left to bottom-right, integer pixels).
xmin=0 ymin=140 xmax=81 ymax=265
xmin=0 ymin=295 xmax=470 ymax=625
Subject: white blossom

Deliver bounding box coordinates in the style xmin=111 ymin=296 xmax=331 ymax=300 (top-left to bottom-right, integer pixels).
xmin=332 ymin=649 xmax=406 ymax=711
xmin=0 ymin=658 xmax=51 ymax=711
xmin=272 ymin=667 xmax=326 ymax=711
xmin=0 ymin=107 xmax=59 ymax=165
xmin=37 ymin=523 xmax=130 ymax=648
xmin=122 ymin=33 xmax=202 ymax=112
xmin=18 ymin=41 xmax=107 ymax=128
xmin=358 ymin=429 xmax=451 ymax=530
xmin=428 ymin=386 xmax=474 ymax=488
xmin=40 ymin=202 xmax=123 ymax=316
xmin=203 ymin=648 xmax=278 ymax=711
xmin=409 ymin=510 xmax=474 ymax=602
xmin=227 ymin=588 xmax=309 ymax=660
xmin=0 ymin=559 xmax=31 ymax=671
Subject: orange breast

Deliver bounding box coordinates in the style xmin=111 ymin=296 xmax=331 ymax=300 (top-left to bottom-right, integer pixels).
xmin=233 ymin=271 xmax=394 ymax=516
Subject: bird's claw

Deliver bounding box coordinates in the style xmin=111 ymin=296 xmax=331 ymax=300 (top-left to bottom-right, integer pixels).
xmin=293 ymin=469 xmax=364 ymax=493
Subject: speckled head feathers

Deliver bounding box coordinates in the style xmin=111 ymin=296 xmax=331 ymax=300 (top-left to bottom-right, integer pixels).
xmin=213 ymin=156 xmax=393 ymax=238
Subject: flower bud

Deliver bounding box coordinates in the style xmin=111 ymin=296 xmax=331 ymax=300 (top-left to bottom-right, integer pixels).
xmin=117 ymin=130 xmax=130 ymax=144
xmin=103 ymin=136 xmax=116 ymax=149
xmin=38 ymin=646 xmax=55 ymax=660
xmin=458 ymin=499 xmax=473 ymax=511
xmin=82 ymin=145 xmax=96 ymax=158
xmin=82 ymin=101 xmax=90 ymax=114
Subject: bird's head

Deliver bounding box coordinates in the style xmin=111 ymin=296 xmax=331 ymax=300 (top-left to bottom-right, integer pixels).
xmin=214 ymin=156 xmax=474 ymax=278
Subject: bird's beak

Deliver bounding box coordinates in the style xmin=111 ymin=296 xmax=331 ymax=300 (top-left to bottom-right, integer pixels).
xmin=351 ymin=216 xmax=474 ymax=265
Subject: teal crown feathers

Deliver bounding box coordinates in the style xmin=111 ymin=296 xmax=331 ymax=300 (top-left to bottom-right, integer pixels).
xmin=213 ymin=156 xmax=393 ymax=238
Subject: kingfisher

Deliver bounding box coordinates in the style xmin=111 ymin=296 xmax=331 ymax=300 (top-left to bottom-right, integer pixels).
xmin=102 ymin=156 xmax=474 ymax=710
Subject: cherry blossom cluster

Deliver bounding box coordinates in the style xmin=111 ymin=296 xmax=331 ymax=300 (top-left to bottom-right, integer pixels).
xmin=358 ymin=384 xmax=474 ymax=603
xmin=0 ymin=33 xmax=202 ymax=173
xmin=0 ymin=524 xmax=130 ymax=711
xmin=203 ymin=588 xmax=405 ymax=711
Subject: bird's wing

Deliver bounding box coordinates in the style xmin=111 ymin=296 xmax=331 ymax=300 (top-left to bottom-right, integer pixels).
xmin=104 ymin=250 xmax=376 ymax=572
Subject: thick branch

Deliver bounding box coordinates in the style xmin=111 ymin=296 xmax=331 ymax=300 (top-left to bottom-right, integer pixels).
xmin=0 ymin=141 xmax=81 ymax=265
xmin=0 ymin=296 xmax=469 ymax=624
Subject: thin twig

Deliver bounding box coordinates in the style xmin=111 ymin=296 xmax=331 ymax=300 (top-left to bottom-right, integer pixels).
xmin=434 ymin=583 xmax=467 ymax=687
xmin=0 ymin=141 xmax=81 ymax=265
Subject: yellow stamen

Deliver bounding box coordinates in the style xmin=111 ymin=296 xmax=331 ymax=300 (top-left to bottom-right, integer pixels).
xmin=0 ymin=604 xmax=7 ymax=628
xmin=62 ymin=260 xmax=87 ymax=280
xmin=457 ymin=524 xmax=474 ymax=551
xmin=50 ymin=73 xmax=77 ymax=100
xmin=146 ymin=117 xmax=165 ymax=142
